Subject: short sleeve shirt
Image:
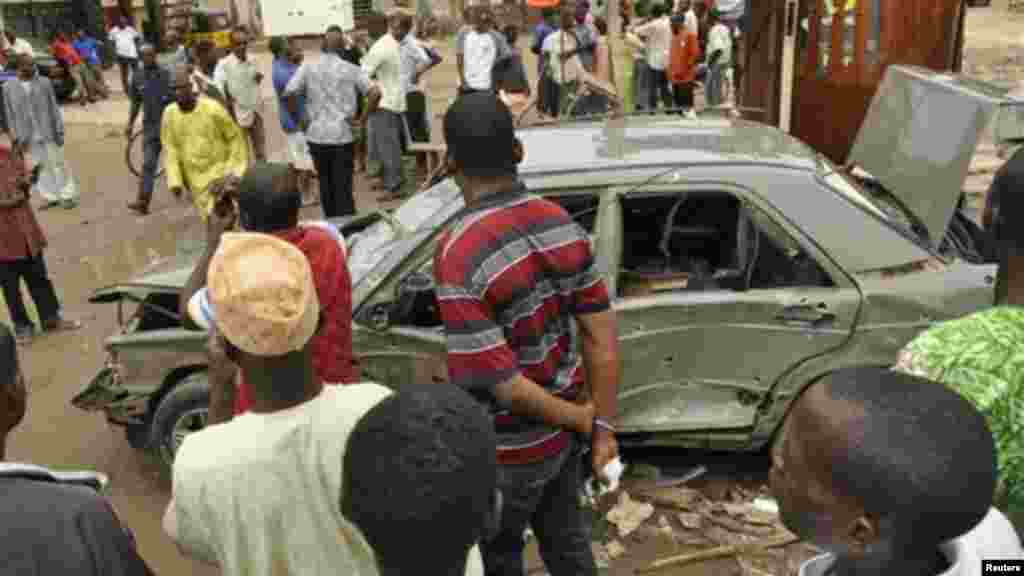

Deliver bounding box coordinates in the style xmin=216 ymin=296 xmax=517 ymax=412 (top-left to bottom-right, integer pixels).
xmin=399 ymin=36 xmax=432 ymax=95
xmin=362 ymin=34 xmax=405 ymax=112
xmin=461 ymin=31 xmax=499 ymax=90
xmin=434 ymin=183 xmax=610 ymax=459
xmin=109 ymin=27 xmax=139 ymax=59
xmin=285 ymin=52 xmax=371 ymax=145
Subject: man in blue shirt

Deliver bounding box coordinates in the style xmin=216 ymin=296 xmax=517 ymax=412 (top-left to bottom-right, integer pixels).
xmin=271 ymin=36 xmax=315 ymax=198
xmin=72 ymin=29 xmax=109 ymax=99
xmin=124 ymin=45 xmax=173 ymax=215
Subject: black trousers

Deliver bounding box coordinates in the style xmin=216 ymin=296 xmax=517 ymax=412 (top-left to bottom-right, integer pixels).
xmin=308 ymin=142 xmax=356 ymax=218
xmin=673 ymin=82 xmax=695 ymax=112
xmin=0 ymin=252 xmax=61 ymax=332
xmin=480 ymin=441 xmax=596 ymax=576
xmin=648 ymin=68 xmax=673 ymax=111
xmin=405 ymin=91 xmax=430 ymax=144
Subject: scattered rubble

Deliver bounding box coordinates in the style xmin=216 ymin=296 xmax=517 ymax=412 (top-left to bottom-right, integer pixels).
xmin=606 ymin=540 xmax=627 ymax=560
xmin=606 ymin=491 xmax=655 ymax=537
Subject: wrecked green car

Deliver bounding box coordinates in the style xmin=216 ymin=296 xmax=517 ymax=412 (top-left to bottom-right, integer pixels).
xmin=74 ymin=65 xmax=1015 ymax=469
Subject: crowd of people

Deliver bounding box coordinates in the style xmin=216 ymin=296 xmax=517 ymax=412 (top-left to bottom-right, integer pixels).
xmin=2 ymin=5 xmax=1024 ymax=576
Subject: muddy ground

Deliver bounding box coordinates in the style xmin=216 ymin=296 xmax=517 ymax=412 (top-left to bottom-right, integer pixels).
xmin=4 ymin=3 xmax=1023 ymax=575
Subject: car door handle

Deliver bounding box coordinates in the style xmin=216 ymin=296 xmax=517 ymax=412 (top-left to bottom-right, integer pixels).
xmin=775 ymin=303 xmax=836 ymax=326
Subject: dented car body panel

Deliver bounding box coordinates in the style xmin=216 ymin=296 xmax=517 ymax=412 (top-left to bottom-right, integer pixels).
xmin=74 ymin=114 xmax=995 ymax=456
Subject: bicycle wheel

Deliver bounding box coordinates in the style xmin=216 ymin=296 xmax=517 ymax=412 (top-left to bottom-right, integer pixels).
xmin=125 ymin=130 xmax=166 ymax=180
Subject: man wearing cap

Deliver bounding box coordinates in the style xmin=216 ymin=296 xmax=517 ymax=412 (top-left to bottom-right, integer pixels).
xmin=435 ymin=93 xmax=620 ymax=576
xmin=180 ymin=163 xmax=353 ymax=424
xmin=165 ymin=231 xmax=487 ymax=575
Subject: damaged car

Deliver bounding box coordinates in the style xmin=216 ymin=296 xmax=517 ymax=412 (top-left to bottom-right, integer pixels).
xmin=73 ymin=65 xmax=1010 ymax=468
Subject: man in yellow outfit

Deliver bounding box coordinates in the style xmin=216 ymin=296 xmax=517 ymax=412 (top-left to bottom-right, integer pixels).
xmin=162 ymin=64 xmax=249 ymax=221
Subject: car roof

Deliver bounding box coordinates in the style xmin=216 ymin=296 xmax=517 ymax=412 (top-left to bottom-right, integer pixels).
xmin=516 ymin=115 xmax=823 ymax=182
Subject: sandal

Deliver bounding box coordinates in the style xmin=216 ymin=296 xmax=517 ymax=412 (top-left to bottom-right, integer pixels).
xmin=61 ymin=199 xmax=79 ymax=210
xmin=43 ymin=318 xmax=82 ymax=333
xmin=39 ymin=200 xmax=61 ymax=211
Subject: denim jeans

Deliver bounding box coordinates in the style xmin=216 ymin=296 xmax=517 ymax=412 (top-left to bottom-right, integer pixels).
xmin=706 ymin=62 xmax=727 ymax=107
xmin=138 ymin=130 xmax=161 ymax=207
xmin=481 ymin=437 xmax=596 ymax=576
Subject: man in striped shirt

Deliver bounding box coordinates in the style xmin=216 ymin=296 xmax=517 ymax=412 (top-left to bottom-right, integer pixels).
xmin=435 ymin=93 xmax=620 ymax=576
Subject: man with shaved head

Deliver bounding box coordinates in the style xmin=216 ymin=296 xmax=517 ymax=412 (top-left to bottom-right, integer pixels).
xmin=3 ymin=52 xmax=79 ymax=209
xmin=125 ymin=43 xmax=173 ymax=215
xmin=771 ymin=367 xmax=1023 ymax=576
xmin=161 ymin=63 xmax=248 ymax=222
xmin=214 ymin=27 xmax=265 ymax=161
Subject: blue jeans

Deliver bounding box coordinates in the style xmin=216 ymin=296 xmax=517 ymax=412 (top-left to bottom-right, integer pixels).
xmin=706 ymin=63 xmax=727 ymax=107
xmin=480 ymin=437 xmax=596 ymax=576
xmin=138 ymin=130 xmax=161 ymax=207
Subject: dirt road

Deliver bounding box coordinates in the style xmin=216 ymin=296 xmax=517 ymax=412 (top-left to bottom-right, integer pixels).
xmin=3 ymin=4 xmax=1023 ymax=575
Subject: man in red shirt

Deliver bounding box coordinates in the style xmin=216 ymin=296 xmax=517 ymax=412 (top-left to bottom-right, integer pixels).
xmin=0 ymin=144 xmax=80 ymax=344
xmin=180 ymin=163 xmax=354 ymax=423
xmin=49 ymin=32 xmax=92 ymax=105
xmin=435 ymin=93 xmax=620 ymax=576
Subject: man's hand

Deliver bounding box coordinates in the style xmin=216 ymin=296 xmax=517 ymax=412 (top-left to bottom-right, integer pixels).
xmin=206 ymin=199 xmax=236 ymax=240
xmin=206 ymin=328 xmax=239 ymax=425
xmin=591 ymin=427 xmax=619 ymax=483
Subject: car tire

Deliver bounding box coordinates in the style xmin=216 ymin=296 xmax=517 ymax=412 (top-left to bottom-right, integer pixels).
xmin=149 ymin=372 xmax=210 ymax=469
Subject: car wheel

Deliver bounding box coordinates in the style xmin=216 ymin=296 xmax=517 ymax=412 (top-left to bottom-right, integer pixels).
xmin=149 ymin=372 xmax=210 ymax=468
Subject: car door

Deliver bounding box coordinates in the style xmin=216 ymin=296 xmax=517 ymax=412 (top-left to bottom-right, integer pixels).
xmin=611 ymin=180 xmax=861 ymax=437
xmin=356 ymin=189 xmax=608 ymax=390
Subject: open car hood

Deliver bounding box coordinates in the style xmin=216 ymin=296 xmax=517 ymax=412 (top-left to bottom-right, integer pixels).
xmin=89 ymin=253 xmax=199 ymax=303
xmin=848 ymin=65 xmax=1024 ymax=247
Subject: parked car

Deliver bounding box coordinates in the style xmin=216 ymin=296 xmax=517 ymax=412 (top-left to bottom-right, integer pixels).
xmin=73 ymin=65 xmax=1004 ymax=469
xmin=0 ymin=51 xmax=78 ymax=131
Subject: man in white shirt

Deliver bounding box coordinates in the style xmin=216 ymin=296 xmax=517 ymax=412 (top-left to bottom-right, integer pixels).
xmin=108 ymin=18 xmax=140 ymax=96
xmin=165 ymin=229 xmax=489 ymax=576
xmin=770 ymin=367 xmax=1024 ymax=576
xmin=630 ymin=3 xmax=672 ymax=110
xmin=455 ymin=6 xmax=509 ymax=94
xmin=705 ymin=7 xmax=733 ymax=107
xmin=363 ymin=10 xmax=412 ymax=200
xmin=4 ymin=30 xmax=34 ymax=58
xmin=215 ymin=28 xmax=265 ymax=161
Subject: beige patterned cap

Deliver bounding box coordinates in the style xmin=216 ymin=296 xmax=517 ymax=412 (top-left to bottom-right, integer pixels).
xmin=188 ymin=232 xmax=319 ymax=357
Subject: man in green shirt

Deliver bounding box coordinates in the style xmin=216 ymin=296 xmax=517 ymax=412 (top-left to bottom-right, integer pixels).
xmin=895 ymin=177 xmax=1024 ymax=524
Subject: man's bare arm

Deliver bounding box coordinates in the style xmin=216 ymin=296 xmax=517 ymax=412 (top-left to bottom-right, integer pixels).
xmin=576 ymin=309 xmax=619 ymax=423
xmin=494 ymin=374 xmax=594 ymax=435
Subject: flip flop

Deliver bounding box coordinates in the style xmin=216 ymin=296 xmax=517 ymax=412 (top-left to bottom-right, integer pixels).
xmin=62 ymin=199 xmax=79 ymax=210
xmin=43 ymin=318 xmax=82 ymax=333
xmin=38 ymin=200 xmax=61 ymax=211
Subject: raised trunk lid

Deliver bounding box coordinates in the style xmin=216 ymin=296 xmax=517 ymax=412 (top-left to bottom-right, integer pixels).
xmin=847 ymin=65 xmax=1024 ymax=248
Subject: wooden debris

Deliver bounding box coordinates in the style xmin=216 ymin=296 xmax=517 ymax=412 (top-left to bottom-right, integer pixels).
xmin=638 ymin=534 xmax=801 ymax=573
xmin=606 ymin=540 xmax=627 ymax=560
xmin=606 ymin=492 xmax=655 ymax=537
xmin=704 ymin=510 xmax=778 ymax=537
xmin=677 ymin=512 xmax=703 ymax=530
xmin=642 ymin=486 xmax=703 ymax=510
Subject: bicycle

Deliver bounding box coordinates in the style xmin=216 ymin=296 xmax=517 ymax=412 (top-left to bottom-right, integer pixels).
xmin=124 ymin=130 xmax=165 ymax=180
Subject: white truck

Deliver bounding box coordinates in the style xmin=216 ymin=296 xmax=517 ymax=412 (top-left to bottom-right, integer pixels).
xmin=259 ymin=0 xmax=360 ymax=35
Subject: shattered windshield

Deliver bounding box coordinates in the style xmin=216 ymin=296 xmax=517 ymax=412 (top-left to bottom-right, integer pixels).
xmin=347 ymin=179 xmax=464 ymax=284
